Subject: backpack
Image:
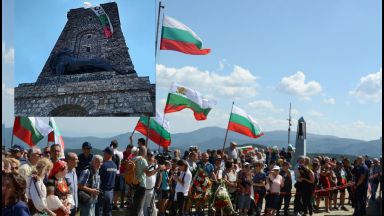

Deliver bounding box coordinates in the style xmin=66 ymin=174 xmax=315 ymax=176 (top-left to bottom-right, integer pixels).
xmin=125 ymin=157 xmax=140 ymax=185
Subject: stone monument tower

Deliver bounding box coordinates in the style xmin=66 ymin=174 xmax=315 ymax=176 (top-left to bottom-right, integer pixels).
xmin=294 ymin=116 xmax=307 ymax=161
xmin=15 ymin=2 xmax=155 ymax=116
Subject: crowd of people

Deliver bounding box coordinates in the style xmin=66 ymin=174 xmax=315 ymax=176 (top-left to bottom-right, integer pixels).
xmin=2 ymin=139 xmax=382 ymax=216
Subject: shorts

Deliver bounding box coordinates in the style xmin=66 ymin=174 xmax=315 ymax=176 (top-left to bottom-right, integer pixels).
xmin=237 ymin=194 xmax=251 ymax=209
xmin=266 ymin=194 xmax=279 ymax=210
xmin=337 ymin=183 xmax=346 ymax=194
xmin=114 ymin=174 xmax=121 ymax=192
xmin=160 ymin=190 xmax=170 ymax=200
xmin=119 ymin=175 xmax=128 ymax=193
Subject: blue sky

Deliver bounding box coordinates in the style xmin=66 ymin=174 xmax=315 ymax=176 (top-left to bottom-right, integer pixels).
xmin=3 ymin=0 xmax=382 ymax=142
xmin=14 ymin=0 xmax=155 ymax=84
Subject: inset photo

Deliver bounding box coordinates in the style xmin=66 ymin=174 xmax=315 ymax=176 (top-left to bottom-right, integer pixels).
xmin=14 ymin=1 xmax=155 ymax=116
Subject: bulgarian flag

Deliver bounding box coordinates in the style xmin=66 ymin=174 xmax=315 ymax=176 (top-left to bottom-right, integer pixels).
xmin=228 ymin=105 xmax=264 ymax=138
xmin=238 ymin=145 xmax=254 ymax=154
xmin=48 ymin=117 xmax=65 ymax=157
xmin=134 ymin=111 xmax=171 ymax=147
xmin=13 ymin=117 xmax=53 ymax=147
xmin=91 ymin=5 xmax=113 ymax=38
xmin=164 ymin=83 xmax=217 ymax=120
xmin=160 ymin=16 xmax=210 ymax=55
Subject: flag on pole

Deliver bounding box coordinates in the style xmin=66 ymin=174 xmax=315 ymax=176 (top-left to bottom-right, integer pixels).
xmin=228 ymin=105 xmax=264 ymax=138
xmin=13 ymin=117 xmax=53 ymax=147
xmin=134 ymin=111 xmax=171 ymax=147
xmin=237 ymin=145 xmax=254 ymax=154
xmin=91 ymin=5 xmax=114 ymax=38
xmin=160 ymin=16 xmax=210 ymax=55
xmin=164 ymin=83 xmax=217 ymax=120
xmin=48 ymin=117 xmax=65 ymax=158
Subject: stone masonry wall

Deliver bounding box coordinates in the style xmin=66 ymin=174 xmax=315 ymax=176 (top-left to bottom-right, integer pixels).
xmin=15 ymin=72 xmax=154 ymax=116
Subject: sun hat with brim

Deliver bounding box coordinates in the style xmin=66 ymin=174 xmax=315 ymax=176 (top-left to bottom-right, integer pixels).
xmin=272 ymin=165 xmax=281 ymax=171
xmin=230 ymin=141 xmax=237 ymax=146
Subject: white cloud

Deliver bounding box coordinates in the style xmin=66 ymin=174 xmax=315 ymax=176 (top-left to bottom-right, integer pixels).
xmin=277 ymin=71 xmax=322 ymax=100
xmin=323 ymin=97 xmax=336 ymax=105
xmin=349 ymin=68 xmax=382 ymax=103
xmin=2 ymin=41 xmax=14 ymax=65
xmin=247 ymin=100 xmax=283 ymax=113
xmin=156 ymin=64 xmax=259 ymax=98
xmin=309 ymin=110 xmax=324 ymax=117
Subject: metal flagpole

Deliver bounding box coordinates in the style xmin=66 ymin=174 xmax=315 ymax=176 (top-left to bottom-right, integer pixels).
xmin=222 ymin=101 xmax=235 ymax=152
xmin=155 ymin=1 xmax=164 ymax=58
xmin=287 ymin=103 xmax=292 ymax=145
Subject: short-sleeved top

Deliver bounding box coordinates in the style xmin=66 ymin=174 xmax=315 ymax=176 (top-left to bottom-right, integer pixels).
xmin=146 ymin=163 xmax=158 ymax=189
xmin=99 ymin=160 xmax=117 ymax=191
xmin=78 ymin=168 xmax=101 ymax=203
xmin=175 ymin=169 xmax=192 ymax=196
xmin=77 ymin=153 xmax=93 ymax=176
xmin=160 ymin=170 xmax=170 ymax=191
xmin=2 ymin=201 xmax=30 ymax=216
xmin=135 ymin=156 xmax=149 ymax=188
xmin=253 ymin=171 xmax=267 ymax=192
xmin=225 ymin=147 xmax=239 ymax=160
xmin=47 ymin=195 xmax=63 ymax=211
xmin=268 ymin=174 xmax=284 ymax=193
xmin=355 ymin=164 xmax=369 ymax=189
xmin=198 ymin=161 xmax=215 ymax=177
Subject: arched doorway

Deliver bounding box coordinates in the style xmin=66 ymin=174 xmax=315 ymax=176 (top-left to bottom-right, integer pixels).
xmin=50 ymin=104 xmax=88 ymax=116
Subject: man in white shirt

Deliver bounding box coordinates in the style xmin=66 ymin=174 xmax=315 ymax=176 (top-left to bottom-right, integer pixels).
xmin=65 ymin=152 xmax=79 ymax=216
xmin=110 ymin=139 xmax=124 ymax=210
xmin=225 ymin=141 xmax=239 ymax=160
xmin=19 ymin=147 xmax=42 ymax=181
xmin=143 ymin=151 xmax=159 ymax=216
xmin=173 ymin=159 xmax=192 ymax=216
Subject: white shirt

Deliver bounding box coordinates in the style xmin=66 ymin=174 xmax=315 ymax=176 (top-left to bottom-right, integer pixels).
xmin=175 ymin=169 xmax=192 ymax=196
xmin=27 ymin=176 xmax=48 ymax=212
xmin=19 ymin=161 xmax=34 ymax=182
xmin=46 ymin=195 xmax=63 ymax=211
xmin=268 ymin=174 xmax=284 ymax=193
xmin=114 ymin=149 xmax=124 ymax=175
xmin=146 ymin=163 xmax=158 ymax=189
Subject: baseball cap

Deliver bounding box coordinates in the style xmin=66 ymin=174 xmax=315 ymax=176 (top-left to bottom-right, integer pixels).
xmin=82 ymin=142 xmax=92 ymax=149
xmin=103 ymin=147 xmax=114 ymax=155
xmin=230 ymin=141 xmax=237 ymax=146
xmin=272 ymin=165 xmax=281 ymax=171
xmin=147 ymin=150 xmax=154 ymax=156
xmin=9 ymin=144 xmax=24 ymax=152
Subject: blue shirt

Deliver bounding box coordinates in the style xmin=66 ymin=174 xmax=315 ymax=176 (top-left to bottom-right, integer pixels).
xmin=79 ymin=168 xmax=101 ymax=203
xmin=2 ymin=201 xmax=30 ymax=216
xmin=253 ymin=171 xmax=267 ymax=192
xmin=355 ymin=164 xmax=369 ymax=189
xmin=198 ymin=161 xmax=214 ymax=176
xmin=160 ymin=170 xmax=170 ymax=190
xmin=99 ymin=160 xmax=117 ymax=191
xmin=77 ymin=153 xmax=93 ymax=176
xmin=65 ymin=169 xmax=78 ymax=208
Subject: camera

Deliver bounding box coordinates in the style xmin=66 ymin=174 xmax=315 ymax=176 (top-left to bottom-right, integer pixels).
xmin=155 ymin=152 xmax=172 ymax=165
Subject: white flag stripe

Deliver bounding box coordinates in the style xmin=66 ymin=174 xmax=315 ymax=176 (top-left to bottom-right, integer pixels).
xmin=169 ymin=82 xmax=217 ymax=109
xmin=154 ymin=111 xmax=170 ymax=131
xmin=29 ymin=117 xmax=53 ymax=136
xmin=163 ymin=16 xmax=203 ymax=42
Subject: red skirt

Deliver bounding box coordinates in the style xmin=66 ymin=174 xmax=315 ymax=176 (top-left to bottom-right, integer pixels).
xmin=317 ymin=176 xmax=330 ymax=197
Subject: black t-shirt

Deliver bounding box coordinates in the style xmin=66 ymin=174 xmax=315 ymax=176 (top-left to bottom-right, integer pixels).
xmin=99 ymin=160 xmax=117 ymax=191
xmin=77 ymin=153 xmax=93 ymax=177
xmin=354 ymin=164 xmax=369 ymax=189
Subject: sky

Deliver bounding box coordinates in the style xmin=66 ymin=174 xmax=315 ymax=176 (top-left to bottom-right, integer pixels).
xmin=14 ymin=0 xmax=155 ymax=85
xmin=2 ymin=0 xmax=382 ymax=142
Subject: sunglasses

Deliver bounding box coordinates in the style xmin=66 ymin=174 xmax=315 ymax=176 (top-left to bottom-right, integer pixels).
xmin=44 ymin=151 xmax=50 ymax=154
